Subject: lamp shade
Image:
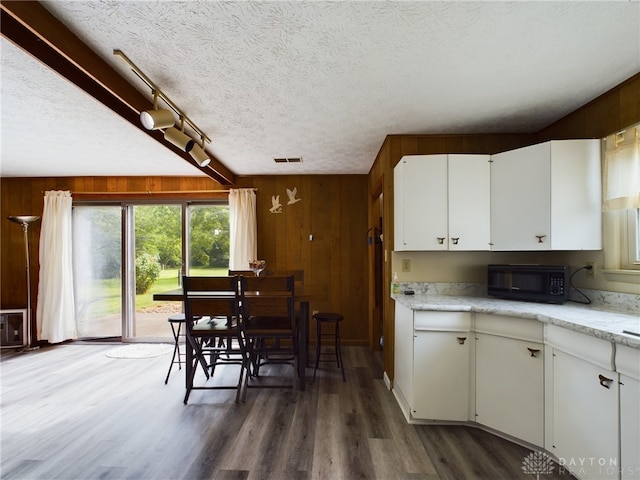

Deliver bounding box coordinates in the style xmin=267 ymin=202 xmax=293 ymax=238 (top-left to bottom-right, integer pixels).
xmin=164 ymin=127 xmax=194 ymax=152
xmin=189 ymin=143 xmax=211 ymax=167
xmin=140 ymin=109 xmax=175 ymax=130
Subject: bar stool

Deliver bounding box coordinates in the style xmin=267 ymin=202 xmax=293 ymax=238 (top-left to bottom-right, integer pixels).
xmin=313 ymin=312 xmax=346 ymax=382
xmin=164 ymin=314 xmax=187 ymax=384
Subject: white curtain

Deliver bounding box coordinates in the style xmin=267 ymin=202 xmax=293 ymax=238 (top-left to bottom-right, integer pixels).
xmin=229 ymin=188 xmax=257 ymax=270
xmin=37 ymin=190 xmax=77 ymax=343
xmin=603 ymin=124 xmax=640 ymax=211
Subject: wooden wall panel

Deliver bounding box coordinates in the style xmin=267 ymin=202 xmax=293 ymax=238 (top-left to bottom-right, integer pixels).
xmin=1 ymin=174 xmax=369 ymax=346
xmin=238 ymin=174 xmax=369 ymax=345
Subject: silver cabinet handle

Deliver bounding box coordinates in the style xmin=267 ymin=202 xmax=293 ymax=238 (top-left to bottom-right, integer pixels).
xmin=437 ymin=237 xmax=445 ymax=245
xmin=535 ymin=235 xmax=546 ymax=243
xmin=457 ymin=336 xmax=467 ymax=345
xmin=451 ymin=237 xmax=459 ymax=245
xmin=599 ymin=374 xmax=613 ymax=389
xmin=527 ymin=347 xmax=540 ymax=357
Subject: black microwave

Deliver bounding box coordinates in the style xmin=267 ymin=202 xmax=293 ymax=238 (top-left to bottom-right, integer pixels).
xmin=487 ymin=264 xmax=568 ymax=304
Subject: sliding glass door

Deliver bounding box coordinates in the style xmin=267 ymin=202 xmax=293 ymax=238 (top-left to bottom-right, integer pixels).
xmin=73 ymin=201 xmax=229 ymax=341
xmin=73 ymin=205 xmax=123 ymax=339
xmin=127 ymin=204 xmax=183 ymax=340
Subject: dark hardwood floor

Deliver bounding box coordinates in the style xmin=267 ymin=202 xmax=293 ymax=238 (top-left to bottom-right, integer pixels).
xmin=1 ymin=343 xmax=574 ymax=480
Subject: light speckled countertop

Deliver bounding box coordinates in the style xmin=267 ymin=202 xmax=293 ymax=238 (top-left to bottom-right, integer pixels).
xmin=392 ymin=292 xmax=640 ymax=349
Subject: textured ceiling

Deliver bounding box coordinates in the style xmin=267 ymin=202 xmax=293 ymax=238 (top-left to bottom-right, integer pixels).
xmin=1 ymin=1 xmax=639 ymax=178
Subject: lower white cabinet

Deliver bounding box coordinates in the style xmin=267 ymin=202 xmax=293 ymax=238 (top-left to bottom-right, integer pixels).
xmin=548 ymin=326 xmax=619 ymax=480
xmin=617 ymin=345 xmax=640 ymax=480
xmin=413 ymin=320 xmax=471 ymax=420
xmin=475 ymin=315 xmax=544 ymax=447
xmin=393 ymin=305 xmax=471 ymax=421
xmin=393 ymin=305 xmax=638 ymax=479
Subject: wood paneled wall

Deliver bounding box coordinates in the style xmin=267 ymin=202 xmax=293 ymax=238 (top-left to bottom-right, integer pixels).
xmin=1 ymin=174 xmax=369 ymax=346
xmin=368 ymin=72 xmax=640 ymax=382
xmin=235 ymin=175 xmax=369 ymax=346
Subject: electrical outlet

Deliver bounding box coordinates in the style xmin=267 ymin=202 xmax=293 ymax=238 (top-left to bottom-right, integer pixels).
xmin=585 ymin=262 xmax=596 ymax=278
xmin=402 ymin=259 xmax=411 ymax=272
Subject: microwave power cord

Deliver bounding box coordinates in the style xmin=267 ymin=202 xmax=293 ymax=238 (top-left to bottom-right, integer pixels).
xmin=568 ymin=265 xmax=592 ymax=305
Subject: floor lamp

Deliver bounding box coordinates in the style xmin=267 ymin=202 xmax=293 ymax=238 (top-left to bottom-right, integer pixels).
xmin=7 ymin=215 xmax=41 ymax=351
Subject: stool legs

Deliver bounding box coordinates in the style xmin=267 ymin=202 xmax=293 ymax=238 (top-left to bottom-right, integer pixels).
xmin=313 ymin=318 xmax=346 ymax=382
xmin=335 ymin=320 xmax=345 ymax=381
xmin=164 ymin=321 xmax=183 ymax=384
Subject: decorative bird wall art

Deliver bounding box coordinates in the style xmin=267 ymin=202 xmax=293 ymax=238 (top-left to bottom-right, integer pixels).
xmin=270 ymin=195 xmax=283 ymax=214
xmin=268 ymin=187 xmax=302 ymax=213
xmin=286 ymin=187 xmax=301 ymax=205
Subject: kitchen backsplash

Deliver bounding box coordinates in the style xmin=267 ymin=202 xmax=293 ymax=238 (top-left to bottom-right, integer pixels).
xmin=396 ymin=282 xmax=640 ymax=315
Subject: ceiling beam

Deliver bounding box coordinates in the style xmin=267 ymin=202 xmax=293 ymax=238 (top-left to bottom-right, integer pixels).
xmin=0 ymin=1 xmax=236 ymax=185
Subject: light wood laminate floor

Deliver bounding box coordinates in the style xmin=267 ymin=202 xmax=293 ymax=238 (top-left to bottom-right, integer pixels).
xmin=1 ymin=343 xmax=574 ymax=480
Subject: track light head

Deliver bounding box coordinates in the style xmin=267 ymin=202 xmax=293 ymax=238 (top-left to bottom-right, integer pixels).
xmin=164 ymin=127 xmax=194 ymax=152
xmin=189 ymin=143 xmax=211 ymax=167
xmin=140 ymin=109 xmax=175 ymax=130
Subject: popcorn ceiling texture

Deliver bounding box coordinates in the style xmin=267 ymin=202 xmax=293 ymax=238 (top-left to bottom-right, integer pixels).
xmin=2 ymin=1 xmax=639 ymax=177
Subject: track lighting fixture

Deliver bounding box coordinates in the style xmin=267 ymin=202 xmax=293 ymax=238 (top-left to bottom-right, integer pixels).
xmin=140 ymin=90 xmax=175 ymax=130
xmin=164 ymin=116 xmax=195 ymax=152
xmin=114 ymin=49 xmax=212 ymax=164
xmin=189 ymin=134 xmax=211 ymax=167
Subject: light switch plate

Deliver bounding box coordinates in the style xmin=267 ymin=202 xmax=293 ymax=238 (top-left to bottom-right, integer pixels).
xmin=402 ymin=259 xmax=410 ymax=272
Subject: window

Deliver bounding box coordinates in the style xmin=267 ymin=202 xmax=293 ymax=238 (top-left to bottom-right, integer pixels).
xmin=602 ymin=124 xmax=640 ymax=271
xmin=623 ymin=208 xmax=640 ymax=268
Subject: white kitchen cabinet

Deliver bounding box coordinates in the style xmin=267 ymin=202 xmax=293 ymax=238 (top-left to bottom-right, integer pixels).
xmin=412 ymin=311 xmax=471 ymax=420
xmin=412 ymin=312 xmax=472 ymax=422
xmin=394 ymin=154 xmax=490 ymax=251
xmin=393 ymin=305 xmax=471 ymax=421
xmin=490 ymin=139 xmax=601 ymax=251
xmin=547 ymin=326 xmax=618 ymax=480
xmin=616 ymin=345 xmax=640 ymax=480
xmin=393 ymin=302 xmax=415 ymax=411
xmin=475 ymin=315 xmax=544 ymax=447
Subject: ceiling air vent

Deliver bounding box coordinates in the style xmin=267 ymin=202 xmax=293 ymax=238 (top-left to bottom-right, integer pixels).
xmin=274 ymin=157 xmax=302 ymax=163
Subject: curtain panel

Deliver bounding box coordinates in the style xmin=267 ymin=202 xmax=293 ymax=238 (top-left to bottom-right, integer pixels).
xmin=36 ymin=190 xmax=77 ymax=343
xmin=603 ymin=124 xmax=640 ymax=211
xmin=229 ymin=188 xmax=257 ymax=270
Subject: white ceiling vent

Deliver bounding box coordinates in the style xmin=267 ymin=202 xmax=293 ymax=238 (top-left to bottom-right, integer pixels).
xmin=274 ymin=157 xmax=302 ymax=163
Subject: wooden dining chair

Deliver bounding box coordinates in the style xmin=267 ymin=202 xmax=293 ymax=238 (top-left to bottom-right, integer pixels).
xmin=239 ymin=275 xmax=297 ymax=400
xmin=182 ymin=275 xmax=248 ymax=404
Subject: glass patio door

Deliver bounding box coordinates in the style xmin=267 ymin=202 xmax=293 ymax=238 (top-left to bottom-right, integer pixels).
xmin=73 ymin=202 xmax=229 ymax=341
xmin=72 ymin=205 xmax=123 ymax=339
xmin=125 ymin=204 xmax=183 ymax=340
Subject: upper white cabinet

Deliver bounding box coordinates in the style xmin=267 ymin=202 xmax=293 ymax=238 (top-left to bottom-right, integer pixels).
xmin=394 ymin=154 xmax=491 ymax=251
xmin=490 ymin=139 xmax=602 ymax=251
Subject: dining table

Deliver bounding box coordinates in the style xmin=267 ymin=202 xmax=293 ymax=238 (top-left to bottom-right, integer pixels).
xmin=153 ymin=283 xmax=324 ymax=392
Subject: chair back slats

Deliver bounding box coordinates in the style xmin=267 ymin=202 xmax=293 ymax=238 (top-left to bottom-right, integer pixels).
xmin=240 ymin=276 xmax=295 ymax=321
xmin=183 ymin=276 xmax=239 ymax=332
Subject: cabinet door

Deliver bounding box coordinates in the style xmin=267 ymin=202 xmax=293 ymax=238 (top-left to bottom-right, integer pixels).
xmin=475 ymin=334 xmax=544 ymax=447
xmin=553 ymin=349 xmax=619 ymax=479
xmin=413 ymin=330 xmax=470 ymax=420
xmin=393 ymin=303 xmax=414 ymax=404
xmin=395 ymin=155 xmax=448 ymax=250
xmin=549 ymin=140 xmax=602 ymax=250
xmin=491 ymin=142 xmax=551 ymax=250
xmin=620 ymin=374 xmax=640 ymax=480
xmin=617 ymin=344 xmax=640 ymax=480
xmin=448 ymin=155 xmax=491 ymax=251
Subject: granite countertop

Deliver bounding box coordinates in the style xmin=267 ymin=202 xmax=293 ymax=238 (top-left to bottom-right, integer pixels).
xmin=392 ymin=292 xmax=640 ymax=349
